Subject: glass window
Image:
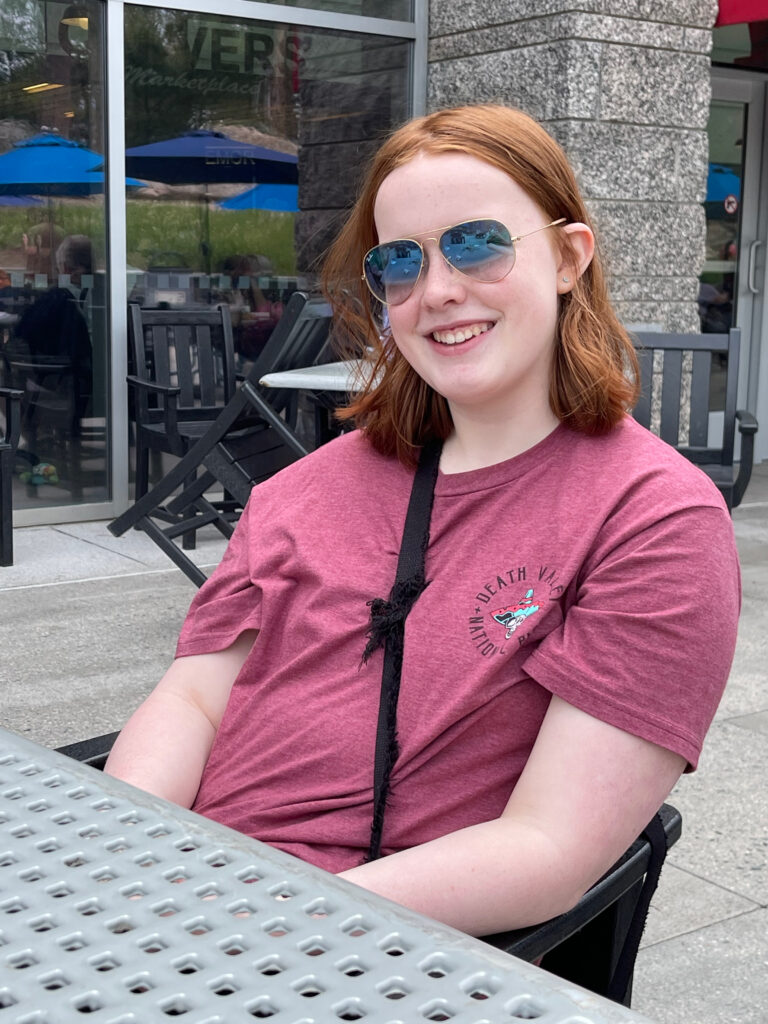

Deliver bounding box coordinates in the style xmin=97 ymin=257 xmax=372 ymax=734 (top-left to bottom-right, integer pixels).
xmin=124 ymin=5 xmax=410 ymax=489
xmin=701 ymin=101 xmax=744 ymax=333
xmin=712 ymin=22 xmax=768 ymax=71
xmin=0 ymin=0 xmax=109 ymax=511
xmin=699 ymin=99 xmax=746 ymax=411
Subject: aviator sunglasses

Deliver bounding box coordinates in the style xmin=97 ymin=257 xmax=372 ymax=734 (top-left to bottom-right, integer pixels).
xmin=362 ymin=217 xmax=567 ymax=306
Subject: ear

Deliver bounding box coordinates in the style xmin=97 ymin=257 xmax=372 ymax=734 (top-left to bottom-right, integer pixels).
xmin=556 ymin=222 xmax=594 ymax=294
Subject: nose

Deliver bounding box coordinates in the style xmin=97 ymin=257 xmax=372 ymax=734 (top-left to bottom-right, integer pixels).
xmin=417 ymin=240 xmax=467 ymax=307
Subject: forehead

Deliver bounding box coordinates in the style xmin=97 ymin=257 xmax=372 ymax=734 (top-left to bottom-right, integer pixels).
xmin=373 ymin=151 xmax=540 ymax=241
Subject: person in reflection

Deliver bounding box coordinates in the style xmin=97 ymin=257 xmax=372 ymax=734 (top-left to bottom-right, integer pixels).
xmin=698 ymin=240 xmax=737 ymax=334
xmin=0 ymin=269 xmax=18 ymax=328
xmin=105 ymin=106 xmax=739 ymax=937
xmin=218 ymin=253 xmax=284 ymax=365
xmin=6 ymin=234 xmax=93 ymax=457
xmin=22 ymin=221 xmax=65 ymax=278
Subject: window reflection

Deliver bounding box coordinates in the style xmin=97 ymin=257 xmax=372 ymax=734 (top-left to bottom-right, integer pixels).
xmin=700 ymin=101 xmax=743 ymax=339
xmin=124 ymin=7 xmax=410 ymax=488
xmin=0 ymin=0 xmax=108 ymax=510
xmin=700 ymin=100 xmax=745 ymax=413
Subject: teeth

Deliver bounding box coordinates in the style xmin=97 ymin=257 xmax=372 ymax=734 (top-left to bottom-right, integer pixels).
xmin=432 ymin=322 xmax=491 ymax=345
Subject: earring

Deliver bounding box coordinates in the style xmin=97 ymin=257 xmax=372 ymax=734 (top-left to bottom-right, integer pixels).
xmin=561 ymin=276 xmax=570 ymax=283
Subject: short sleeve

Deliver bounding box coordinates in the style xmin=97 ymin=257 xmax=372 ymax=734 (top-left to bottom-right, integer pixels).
xmin=523 ymin=503 xmax=741 ymax=768
xmin=175 ymin=497 xmax=262 ymax=658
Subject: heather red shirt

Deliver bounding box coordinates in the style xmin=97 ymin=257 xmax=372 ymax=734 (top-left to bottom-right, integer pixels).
xmin=177 ymin=418 xmax=740 ymax=872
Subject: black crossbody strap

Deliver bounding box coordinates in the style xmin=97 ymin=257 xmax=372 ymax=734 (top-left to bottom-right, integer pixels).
xmin=362 ymin=439 xmax=442 ymax=862
xmin=606 ymin=811 xmax=668 ymax=1003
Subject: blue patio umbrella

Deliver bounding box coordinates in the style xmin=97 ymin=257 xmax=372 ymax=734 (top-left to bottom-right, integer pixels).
xmin=124 ymin=130 xmax=298 ymax=185
xmin=0 ymin=194 xmax=43 ymax=207
xmin=218 ymin=184 xmax=299 ymax=212
xmin=123 ymin=131 xmax=298 ymax=273
xmin=706 ymin=163 xmax=741 ymax=203
xmin=0 ymin=134 xmax=144 ymax=195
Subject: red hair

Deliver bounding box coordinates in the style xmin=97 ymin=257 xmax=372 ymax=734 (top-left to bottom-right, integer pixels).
xmin=322 ymin=104 xmax=639 ymax=466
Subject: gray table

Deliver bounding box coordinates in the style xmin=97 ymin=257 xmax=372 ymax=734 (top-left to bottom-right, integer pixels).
xmin=0 ymin=728 xmax=656 ymax=1023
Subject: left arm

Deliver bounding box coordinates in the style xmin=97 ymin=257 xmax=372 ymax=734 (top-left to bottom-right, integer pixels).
xmin=339 ymin=694 xmax=685 ymax=936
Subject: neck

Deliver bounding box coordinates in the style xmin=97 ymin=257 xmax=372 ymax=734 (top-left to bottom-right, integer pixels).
xmin=440 ymin=400 xmax=560 ymax=474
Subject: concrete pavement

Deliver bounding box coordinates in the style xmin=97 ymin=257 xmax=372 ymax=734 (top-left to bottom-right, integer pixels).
xmin=1 ymin=465 xmax=766 ymax=1024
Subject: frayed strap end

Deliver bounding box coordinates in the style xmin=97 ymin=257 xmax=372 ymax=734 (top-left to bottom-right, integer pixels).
xmin=361 ymin=575 xmax=428 ymax=663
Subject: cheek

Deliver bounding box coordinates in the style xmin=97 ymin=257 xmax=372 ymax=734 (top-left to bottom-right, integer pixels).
xmin=386 ymin=305 xmax=419 ymax=349
xmin=495 ymin=272 xmax=559 ymax=324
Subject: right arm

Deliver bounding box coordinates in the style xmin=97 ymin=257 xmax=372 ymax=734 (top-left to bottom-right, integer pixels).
xmin=104 ymin=630 xmax=258 ymax=807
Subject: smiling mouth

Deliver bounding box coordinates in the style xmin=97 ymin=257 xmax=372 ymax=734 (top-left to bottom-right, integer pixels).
xmin=431 ymin=322 xmax=493 ymax=345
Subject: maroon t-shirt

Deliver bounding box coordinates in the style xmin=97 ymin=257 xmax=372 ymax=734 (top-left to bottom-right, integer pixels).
xmin=177 ymin=419 xmax=740 ymax=872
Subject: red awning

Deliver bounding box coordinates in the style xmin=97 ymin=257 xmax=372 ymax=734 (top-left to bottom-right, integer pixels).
xmin=716 ymin=0 xmax=768 ymax=26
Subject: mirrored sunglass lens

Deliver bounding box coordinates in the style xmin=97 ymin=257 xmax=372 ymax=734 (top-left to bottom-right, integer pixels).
xmin=440 ymin=220 xmax=515 ymax=281
xmin=364 ymin=241 xmax=423 ymax=304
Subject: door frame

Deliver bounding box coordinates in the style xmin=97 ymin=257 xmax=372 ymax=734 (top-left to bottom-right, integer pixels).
xmin=710 ymin=68 xmax=768 ymax=462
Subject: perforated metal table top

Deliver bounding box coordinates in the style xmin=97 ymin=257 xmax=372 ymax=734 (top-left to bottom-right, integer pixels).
xmin=0 ymin=729 xmax=655 ymax=1024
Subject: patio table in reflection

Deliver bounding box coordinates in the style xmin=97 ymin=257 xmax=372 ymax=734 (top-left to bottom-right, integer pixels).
xmin=259 ymin=359 xmax=361 ymax=392
xmin=259 ymin=360 xmax=364 ymax=446
xmin=0 ymin=727 xmax=655 ymax=1023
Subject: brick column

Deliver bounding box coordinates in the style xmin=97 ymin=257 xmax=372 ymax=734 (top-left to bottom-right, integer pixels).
xmin=428 ymin=1 xmax=718 ymax=331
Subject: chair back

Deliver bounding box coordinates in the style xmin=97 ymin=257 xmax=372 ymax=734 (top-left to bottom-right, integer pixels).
xmin=245 ymin=291 xmax=333 ymax=416
xmin=128 ymin=304 xmax=237 ymax=426
xmin=631 ymin=329 xmax=740 ymax=469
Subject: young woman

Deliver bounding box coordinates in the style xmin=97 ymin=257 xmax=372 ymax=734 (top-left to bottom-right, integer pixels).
xmin=105 ymin=105 xmax=740 ymax=937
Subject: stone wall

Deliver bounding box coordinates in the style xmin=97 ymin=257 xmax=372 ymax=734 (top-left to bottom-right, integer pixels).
xmin=428 ymin=0 xmax=719 ymax=331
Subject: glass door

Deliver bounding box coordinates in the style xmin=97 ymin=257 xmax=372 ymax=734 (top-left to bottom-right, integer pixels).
xmin=0 ymin=0 xmax=110 ymax=512
xmin=705 ymin=72 xmax=767 ymax=461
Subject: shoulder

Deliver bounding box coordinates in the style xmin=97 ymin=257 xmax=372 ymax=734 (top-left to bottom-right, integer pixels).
xmin=540 ymin=417 xmax=737 ymax=583
xmin=564 ymin=416 xmax=729 ymax=518
xmin=18 ymin=287 xmax=69 ymax=321
xmin=269 ymin=429 xmax=402 ymax=480
xmin=564 ymin=420 xmax=739 ymax=614
xmin=244 ymin=430 xmax=413 ymax=514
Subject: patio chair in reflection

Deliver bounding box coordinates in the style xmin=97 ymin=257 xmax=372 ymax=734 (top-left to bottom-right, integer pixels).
xmin=110 ymin=292 xmax=334 ymax=585
xmin=128 ymin=303 xmax=238 ymax=504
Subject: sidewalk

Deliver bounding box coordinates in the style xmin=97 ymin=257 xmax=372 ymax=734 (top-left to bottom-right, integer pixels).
xmin=1 ymin=465 xmax=766 ymax=1024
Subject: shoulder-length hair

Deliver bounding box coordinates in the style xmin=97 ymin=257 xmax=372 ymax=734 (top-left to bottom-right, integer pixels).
xmin=322 ymin=104 xmax=639 ymax=466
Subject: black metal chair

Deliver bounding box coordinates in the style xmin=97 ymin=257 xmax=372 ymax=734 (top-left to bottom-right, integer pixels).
xmin=631 ymin=328 xmax=758 ymax=510
xmin=55 ymin=728 xmax=679 ymax=1008
xmin=128 ymin=303 xmax=238 ymax=502
xmin=110 ymin=293 xmax=334 ymax=586
xmin=485 ymin=803 xmax=680 ymax=1006
xmin=0 ymin=386 xmax=22 ymax=566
